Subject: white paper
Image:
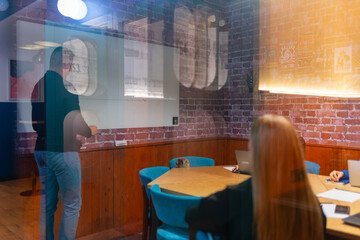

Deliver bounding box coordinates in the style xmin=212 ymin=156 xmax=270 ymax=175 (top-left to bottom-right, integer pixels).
xmin=224 ymin=166 xmax=234 ymax=171
xmin=320 ymin=203 xmax=349 ymax=219
xmin=317 ymin=188 xmax=360 ymax=203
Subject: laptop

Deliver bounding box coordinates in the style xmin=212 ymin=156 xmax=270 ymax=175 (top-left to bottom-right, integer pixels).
xmin=348 ymin=160 xmax=360 ymax=187
xmin=235 ymin=150 xmax=252 ymax=175
xmin=343 ymin=212 xmax=360 ymax=227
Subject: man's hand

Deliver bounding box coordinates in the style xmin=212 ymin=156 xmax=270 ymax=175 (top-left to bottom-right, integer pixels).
xmin=89 ymin=125 xmax=98 ymax=136
xmin=329 ymin=170 xmax=344 ymax=182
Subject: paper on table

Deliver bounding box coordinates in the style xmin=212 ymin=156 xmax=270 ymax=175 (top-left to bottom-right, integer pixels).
xmin=320 ymin=203 xmax=349 ymax=219
xmin=224 ymin=166 xmax=234 ymax=171
xmin=317 ymin=188 xmax=360 ymax=203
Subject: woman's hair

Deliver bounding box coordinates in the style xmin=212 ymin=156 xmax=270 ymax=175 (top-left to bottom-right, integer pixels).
xmin=175 ymin=158 xmax=190 ymax=168
xmin=251 ymin=115 xmax=324 ymax=240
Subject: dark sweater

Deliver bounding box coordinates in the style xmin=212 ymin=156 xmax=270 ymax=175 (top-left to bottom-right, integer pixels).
xmin=186 ymin=178 xmax=254 ymax=240
xmin=32 ymin=70 xmax=91 ymax=152
xmin=185 ymin=178 xmax=326 ymax=240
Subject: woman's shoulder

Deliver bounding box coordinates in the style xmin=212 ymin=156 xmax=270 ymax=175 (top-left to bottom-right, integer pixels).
xmin=228 ymin=178 xmax=252 ymax=192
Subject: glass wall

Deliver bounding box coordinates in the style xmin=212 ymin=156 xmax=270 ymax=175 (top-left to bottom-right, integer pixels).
xmin=0 ymin=0 xmax=360 ymax=239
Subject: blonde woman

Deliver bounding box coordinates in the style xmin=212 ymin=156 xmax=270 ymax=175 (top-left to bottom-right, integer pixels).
xmin=186 ymin=115 xmax=325 ymax=240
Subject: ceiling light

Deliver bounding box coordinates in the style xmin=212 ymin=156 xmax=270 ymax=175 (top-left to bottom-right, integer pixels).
xmin=19 ymin=45 xmax=47 ymax=50
xmin=0 ymin=0 xmax=9 ymax=12
xmin=34 ymin=41 xmax=61 ymax=47
xmin=57 ymin=0 xmax=88 ymax=20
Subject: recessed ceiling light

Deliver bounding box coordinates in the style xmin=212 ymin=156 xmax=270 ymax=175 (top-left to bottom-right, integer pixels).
xmin=0 ymin=0 xmax=9 ymax=12
xmin=34 ymin=41 xmax=61 ymax=47
xmin=19 ymin=45 xmax=47 ymax=50
xmin=57 ymin=0 xmax=88 ymax=20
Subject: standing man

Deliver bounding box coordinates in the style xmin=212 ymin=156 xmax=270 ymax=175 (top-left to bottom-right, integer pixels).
xmin=32 ymin=47 xmax=97 ymax=240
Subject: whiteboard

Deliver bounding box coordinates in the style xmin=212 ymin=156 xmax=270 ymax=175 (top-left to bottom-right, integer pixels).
xmin=16 ymin=20 xmax=179 ymax=131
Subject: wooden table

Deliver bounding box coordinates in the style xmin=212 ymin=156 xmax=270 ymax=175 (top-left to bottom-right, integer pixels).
xmin=148 ymin=166 xmax=360 ymax=239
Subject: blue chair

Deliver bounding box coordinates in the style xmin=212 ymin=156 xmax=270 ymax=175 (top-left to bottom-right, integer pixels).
xmin=196 ymin=231 xmax=215 ymax=240
xmin=305 ymin=160 xmax=320 ymax=175
xmin=150 ymin=184 xmax=202 ymax=240
xmin=139 ymin=167 xmax=170 ymax=240
xmin=169 ymin=156 xmax=215 ymax=169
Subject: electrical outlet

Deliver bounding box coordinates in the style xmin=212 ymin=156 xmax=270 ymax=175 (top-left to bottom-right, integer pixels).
xmin=114 ymin=140 xmax=127 ymax=146
xmin=172 ymin=116 xmax=179 ymax=125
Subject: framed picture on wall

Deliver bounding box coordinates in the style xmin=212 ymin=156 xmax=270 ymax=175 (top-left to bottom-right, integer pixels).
xmin=9 ymin=59 xmax=40 ymax=101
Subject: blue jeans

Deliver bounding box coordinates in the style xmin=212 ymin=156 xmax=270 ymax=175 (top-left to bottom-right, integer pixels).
xmin=34 ymin=151 xmax=81 ymax=240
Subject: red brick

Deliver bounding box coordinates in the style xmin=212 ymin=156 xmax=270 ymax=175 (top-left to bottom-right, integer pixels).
xmin=294 ymin=117 xmax=303 ymax=124
xmin=303 ymin=104 xmax=321 ymax=110
xmin=282 ymin=111 xmax=290 ymax=116
xmin=348 ymin=141 xmax=360 ymax=147
xmin=96 ymin=134 xmax=114 ymax=142
xmin=303 ymin=132 xmax=320 ymax=138
xmin=337 ymin=111 xmax=349 ymax=118
xmin=103 ymin=142 xmax=114 ymax=148
xmin=125 ymin=134 xmax=135 ymax=140
xmin=332 ymin=119 xmax=345 ymax=125
xmin=307 ymin=125 xmax=315 ymax=131
xmin=335 ymin=126 xmax=348 ymax=133
xmin=293 ymin=111 xmax=306 ymax=117
xmin=84 ymin=143 xmax=103 ymax=149
xmin=349 ymin=112 xmax=360 ymax=118
xmin=116 ymin=135 xmax=125 ymax=140
xmin=345 ymin=119 xmax=360 ymax=125
xmin=165 ymin=132 xmax=176 ymax=138
xmin=321 ymin=133 xmax=331 ymax=140
xmin=330 ymin=133 xmax=344 ymax=140
xmin=318 ymin=110 xmax=336 ymax=117
xmin=348 ymin=126 xmax=360 ymax=133
xmin=279 ymin=105 xmax=292 ymax=110
xmin=345 ymin=134 xmax=360 ymax=141
xmin=308 ymin=98 xmax=318 ymax=103
xmin=307 ymin=111 xmax=316 ymax=117
xmin=317 ymin=126 xmax=335 ymax=132
xmin=318 ymin=140 xmax=338 ymax=145
xmin=332 ymin=104 xmax=354 ymax=110
xmin=322 ymin=104 xmax=333 ymax=110
xmin=304 ymin=118 xmax=320 ymax=124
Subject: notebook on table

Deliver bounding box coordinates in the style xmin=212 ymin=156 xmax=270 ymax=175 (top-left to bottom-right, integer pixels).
xmin=235 ymin=150 xmax=251 ymax=175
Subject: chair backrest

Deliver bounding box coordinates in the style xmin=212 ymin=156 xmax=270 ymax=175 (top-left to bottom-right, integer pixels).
xmin=150 ymin=184 xmax=202 ymax=228
xmin=169 ymin=156 xmax=215 ymax=169
xmin=139 ymin=167 xmax=170 ymax=198
xmin=305 ymin=160 xmax=320 ymax=175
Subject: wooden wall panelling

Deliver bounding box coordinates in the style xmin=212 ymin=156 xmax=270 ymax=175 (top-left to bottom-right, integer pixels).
xmin=113 ymin=138 xmax=227 ymax=236
xmin=224 ymin=139 xmax=249 ymax=165
xmin=76 ymin=150 xmax=114 ymax=237
xmin=19 ymin=137 xmax=360 ymax=238
xmin=114 ymin=145 xmax=158 ymax=236
xmin=340 ymin=147 xmax=360 ymax=171
xmin=164 ymin=138 xmax=226 ymax=165
xmin=305 ymin=145 xmax=342 ymax=176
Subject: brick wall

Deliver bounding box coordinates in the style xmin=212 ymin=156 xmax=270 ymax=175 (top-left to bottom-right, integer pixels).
xmin=225 ymin=0 xmax=360 ymax=147
xmin=14 ymin=0 xmax=227 ymax=154
xmin=13 ymin=0 xmax=360 ymax=155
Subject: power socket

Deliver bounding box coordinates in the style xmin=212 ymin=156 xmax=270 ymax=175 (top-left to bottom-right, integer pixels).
xmin=114 ymin=140 xmax=127 ymax=146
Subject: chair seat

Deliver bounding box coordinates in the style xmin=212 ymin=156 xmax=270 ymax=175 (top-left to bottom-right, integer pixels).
xmin=157 ymin=224 xmax=188 ymax=240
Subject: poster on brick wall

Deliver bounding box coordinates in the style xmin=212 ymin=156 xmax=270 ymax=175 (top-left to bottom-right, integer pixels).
xmin=258 ymin=0 xmax=360 ymax=97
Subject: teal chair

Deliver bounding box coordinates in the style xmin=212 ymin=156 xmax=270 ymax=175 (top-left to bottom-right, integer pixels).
xmin=150 ymin=184 xmax=203 ymax=240
xmin=139 ymin=167 xmax=170 ymax=240
xmin=169 ymin=156 xmax=215 ymax=169
xmin=305 ymin=160 xmax=320 ymax=175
